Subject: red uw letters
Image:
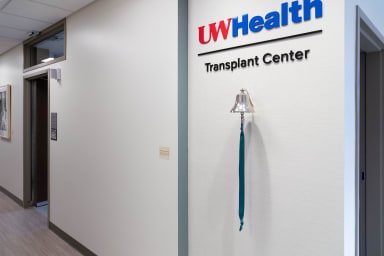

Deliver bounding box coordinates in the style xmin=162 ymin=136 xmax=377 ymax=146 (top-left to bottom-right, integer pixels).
xmin=198 ymin=18 xmax=232 ymax=44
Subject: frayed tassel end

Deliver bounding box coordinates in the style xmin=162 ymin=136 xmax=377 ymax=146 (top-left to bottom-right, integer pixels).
xmin=239 ymin=221 xmax=244 ymax=232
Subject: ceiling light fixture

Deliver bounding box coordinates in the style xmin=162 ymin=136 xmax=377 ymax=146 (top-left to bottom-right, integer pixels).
xmin=42 ymin=57 xmax=54 ymax=63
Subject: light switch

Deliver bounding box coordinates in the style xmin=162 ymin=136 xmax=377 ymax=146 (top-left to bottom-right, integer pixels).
xmin=159 ymin=147 xmax=170 ymax=160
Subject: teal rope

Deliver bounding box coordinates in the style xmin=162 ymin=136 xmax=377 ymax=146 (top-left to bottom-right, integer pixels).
xmin=239 ymin=123 xmax=245 ymax=231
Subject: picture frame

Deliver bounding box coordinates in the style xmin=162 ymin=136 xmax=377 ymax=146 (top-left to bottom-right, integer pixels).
xmin=0 ymin=85 xmax=11 ymax=139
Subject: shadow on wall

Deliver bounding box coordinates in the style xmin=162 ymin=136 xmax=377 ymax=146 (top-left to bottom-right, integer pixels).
xmin=246 ymin=117 xmax=272 ymax=254
xmin=207 ymin=122 xmax=236 ymax=256
xmin=205 ymin=114 xmax=271 ymax=256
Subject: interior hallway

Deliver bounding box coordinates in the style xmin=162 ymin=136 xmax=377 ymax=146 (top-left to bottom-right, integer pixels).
xmin=0 ymin=191 xmax=81 ymax=256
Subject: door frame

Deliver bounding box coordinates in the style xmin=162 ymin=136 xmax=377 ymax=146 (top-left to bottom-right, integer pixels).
xmin=23 ymin=68 xmax=51 ymax=221
xmin=356 ymin=6 xmax=384 ymax=256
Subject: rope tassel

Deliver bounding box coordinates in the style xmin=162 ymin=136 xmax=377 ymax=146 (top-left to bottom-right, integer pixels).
xmin=239 ymin=123 xmax=245 ymax=231
xmin=230 ymin=88 xmax=255 ymax=232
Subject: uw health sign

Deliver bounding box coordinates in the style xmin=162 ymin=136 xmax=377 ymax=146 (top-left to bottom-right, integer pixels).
xmin=197 ymin=0 xmax=324 ymax=72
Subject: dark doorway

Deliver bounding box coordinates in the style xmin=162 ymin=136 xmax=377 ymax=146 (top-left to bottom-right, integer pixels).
xmin=359 ymin=51 xmax=366 ymax=256
xmin=24 ymin=70 xmax=51 ymax=220
xmin=358 ymin=13 xmax=384 ymax=255
xmin=359 ymin=49 xmax=384 ymax=256
xmin=30 ymin=76 xmax=49 ymax=208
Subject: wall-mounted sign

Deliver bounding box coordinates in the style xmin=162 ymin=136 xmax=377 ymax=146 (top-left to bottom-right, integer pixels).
xmin=198 ymin=0 xmax=323 ymax=45
xmin=205 ymin=49 xmax=311 ymax=73
xmin=197 ymin=0 xmax=323 ymax=60
xmin=51 ymin=112 xmax=57 ymax=141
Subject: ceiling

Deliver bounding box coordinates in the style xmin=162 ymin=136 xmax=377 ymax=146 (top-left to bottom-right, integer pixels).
xmin=0 ymin=0 xmax=95 ymax=55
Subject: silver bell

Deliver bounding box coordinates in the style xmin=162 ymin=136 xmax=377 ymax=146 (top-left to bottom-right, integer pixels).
xmin=230 ymin=88 xmax=256 ymax=114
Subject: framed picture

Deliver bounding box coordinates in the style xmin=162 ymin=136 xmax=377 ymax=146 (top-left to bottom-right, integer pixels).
xmin=0 ymin=85 xmax=11 ymax=139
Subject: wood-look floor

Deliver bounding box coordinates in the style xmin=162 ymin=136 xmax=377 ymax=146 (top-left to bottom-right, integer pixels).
xmin=0 ymin=191 xmax=82 ymax=256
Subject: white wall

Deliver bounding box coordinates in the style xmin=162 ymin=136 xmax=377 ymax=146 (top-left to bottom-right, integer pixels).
xmin=0 ymin=45 xmax=23 ymax=200
xmin=49 ymin=0 xmax=179 ymax=255
xmin=0 ymin=0 xmax=180 ymax=255
xmin=3 ymin=0 xmax=382 ymax=255
xmin=189 ymin=1 xmax=344 ymax=255
xmin=344 ymin=1 xmax=384 ymax=255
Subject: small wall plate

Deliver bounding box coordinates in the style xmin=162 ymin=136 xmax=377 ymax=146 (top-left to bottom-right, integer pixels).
xmin=159 ymin=147 xmax=170 ymax=160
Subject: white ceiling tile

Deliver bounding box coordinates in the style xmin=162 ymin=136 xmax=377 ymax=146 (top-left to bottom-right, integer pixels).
xmin=0 ymin=0 xmax=11 ymax=10
xmin=3 ymin=0 xmax=71 ymax=23
xmin=0 ymin=37 xmax=21 ymax=55
xmin=0 ymin=26 xmax=29 ymax=40
xmin=30 ymin=0 xmax=95 ymax=12
xmin=0 ymin=0 xmax=96 ymax=55
xmin=0 ymin=12 xmax=50 ymax=32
